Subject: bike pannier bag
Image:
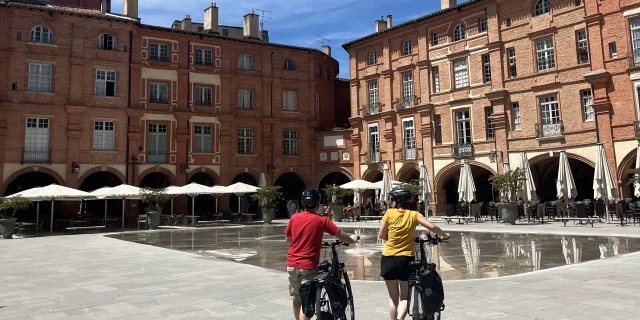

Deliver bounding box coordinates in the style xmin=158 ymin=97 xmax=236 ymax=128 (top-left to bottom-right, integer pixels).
xmin=299 ymin=280 xmax=317 ymax=318
xmin=418 ymin=263 xmax=444 ymax=313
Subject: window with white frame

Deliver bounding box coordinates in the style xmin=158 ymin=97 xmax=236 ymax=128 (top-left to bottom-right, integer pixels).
xmin=368 ymin=80 xmax=378 ymax=105
xmin=28 ymin=63 xmax=52 ymax=92
xmin=434 ymin=115 xmax=442 ymax=144
xmin=507 ymin=47 xmax=517 ymax=78
xmin=402 ymin=72 xmax=413 ymax=103
xmin=283 ymin=130 xmax=298 ymax=156
xmin=316 ymin=91 xmax=320 ymax=115
xmin=511 ymin=102 xmax=521 ymax=130
xmin=194 ymin=125 xmax=212 ymax=153
xmin=368 ymin=123 xmax=380 ymax=161
xmin=453 ymin=24 xmax=465 ymax=42
xmin=237 ymin=128 xmax=253 ymax=154
xmin=238 ymin=89 xmax=253 ymax=109
xmin=479 ymin=17 xmax=488 ymax=33
xmin=98 ymin=34 xmax=116 ymax=50
xmin=536 ymin=39 xmax=555 ymax=72
xmin=147 ymin=123 xmax=167 ymax=163
xmin=609 ymin=42 xmax=617 ymax=59
xmin=402 ymin=40 xmax=412 ymax=56
xmin=95 ymin=70 xmax=116 ymax=97
xmin=195 ymin=48 xmax=212 ymax=66
xmin=432 ymin=67 xmax=440 ymax=93
xmin=454 ymin=60 xmax=469 ymax=89
xmin=535 ymin=0 xmax=550 ymax=16
xmin=456 ymin=111 xmax=472 ymax=145
xmin=482 ymin=54 xmax=491 ymax=83
xmin=284 ymin=59 xmax=295 ymax=71
xmin=485 ymin=106 xmax=495 ymax=139
xmin=30 ymin=26 xmax=53 ymax=44
xmin=540 ymin=96 xmax=560 ymax=125
xmin=93 ymin=121 xmax=115 ymax=151
xmin=432 ymin=32 xmax=438 ymax=45
xmin=368 ymin=50 xmax=377 ymax=65
xmin=402 ymin=118 xmax=416 ymax=159
xmin=581 ymin=89 xmax=594 ymax=122
xmin=630 ymin=18 xmax=640 ymax=66
xmin=149 ymin=83 xmax=168 ymax=103
xmin=150 ymin=43 xmax=168 ymax=61
xmin=576 ymin=29 xmax=589 ymax=64
xmin=195 ymin=87 xmax=212 ymax=106
xmin=238 ymin=54 xmax=253 ymax=70
xmin=283 ymin=90 xmax=297 ymax=111
xmin=24 ymin=118 xmax=50 ymax=155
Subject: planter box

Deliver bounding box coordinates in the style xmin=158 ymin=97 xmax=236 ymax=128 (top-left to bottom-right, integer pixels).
xmin=332 ymin=205 xmax=344 ymax=222
xmin=146 ymin=211 xmax=161 ymax=229
xmin=0 ymin=218 xmax=17 ymax=239
xmin=262 ymin=208 xmax=274 ymax=224
xmin=498 ymin=203 xmax=519 ymax=225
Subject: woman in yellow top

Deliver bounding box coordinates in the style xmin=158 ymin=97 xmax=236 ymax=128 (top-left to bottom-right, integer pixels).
xmin=378 ymin=187 xmax=449 ymax=320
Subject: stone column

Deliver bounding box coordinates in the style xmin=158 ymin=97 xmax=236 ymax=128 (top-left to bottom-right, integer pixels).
xmin=486 ymin=89 xmax=510 ymax=174
xmin=65 ymin=106 xmax=86 ymax=188
xmin=586 ymin=71 xmax=618 ymax=184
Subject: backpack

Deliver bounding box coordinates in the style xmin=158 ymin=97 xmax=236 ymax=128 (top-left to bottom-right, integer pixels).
xmin=299 ymin=280 xmax=318 ymax=318
xmin=418 ymin=263 xmax=444 ymax=313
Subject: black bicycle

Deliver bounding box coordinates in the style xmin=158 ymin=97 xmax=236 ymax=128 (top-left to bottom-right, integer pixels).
xmin=408 ymin=233 xmax=446 ymax=320
xmin=301 ymin=238 xmax=358 ymax=320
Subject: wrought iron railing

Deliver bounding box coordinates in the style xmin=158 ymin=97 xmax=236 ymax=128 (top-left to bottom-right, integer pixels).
xmin=22 ymin=149 xmax=50 ymax=164
xmin=147 ymin=154 xmax=167 ymax=164
xmin=451 ymin=144 xmax=474 ymax=158
xmin=396 ymin=96 xmax=417 ymax=110
xmin=149 ymin=97 xmax=168 ymax=104
xmin=367 ymin=151 xmax=381 ymax=164
xmin=362 ymin=102 xmax=381 ymax=116
xmin=397 ymin=148 xmax=418 ymax=161
xmin=535 ymin=120 xmax=564 ymax=139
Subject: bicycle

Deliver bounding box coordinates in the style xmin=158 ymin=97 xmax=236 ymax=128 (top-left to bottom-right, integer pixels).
xmin=301 ymin=238 xmax=358 ymax=320
xmin=408 ymin=233 xmax=446 ymax=320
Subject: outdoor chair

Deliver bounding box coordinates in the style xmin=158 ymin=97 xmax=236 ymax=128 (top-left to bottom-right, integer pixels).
xmin=575 ymin=202 xmax=586 ymax=218
xmin=594 ymin=202 xmax=605 ymax=218
xmin=137 ymin=214 xmax=147 ymax=229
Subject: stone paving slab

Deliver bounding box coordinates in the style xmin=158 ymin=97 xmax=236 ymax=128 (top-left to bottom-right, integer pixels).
xmin=1 ymin=223 xmax=640 ymax=319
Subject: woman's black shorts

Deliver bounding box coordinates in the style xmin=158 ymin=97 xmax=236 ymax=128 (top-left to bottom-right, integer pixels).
xmin=380 ymin=255 xmax=414 ymax=281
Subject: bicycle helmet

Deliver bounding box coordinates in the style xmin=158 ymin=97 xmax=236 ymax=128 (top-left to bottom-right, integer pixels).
xmin=301 ymin=189 xmax=321 ymax=209
xmin=389 ymin=187 xmax=413 ymax=205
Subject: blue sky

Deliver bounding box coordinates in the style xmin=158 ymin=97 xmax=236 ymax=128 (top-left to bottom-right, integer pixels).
xmin=110 ymin=0 xmax=444 ymax=79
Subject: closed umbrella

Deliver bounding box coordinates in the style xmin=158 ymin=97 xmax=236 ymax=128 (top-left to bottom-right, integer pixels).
xmin=519 ymin=152 xmax=537 ymax=202
xmin=593 ymin=143 xmax=618 ymax=223
xmin=634 ymin=145 xmax=640 ymax=198
xmin=419 ymin=165 xmax=433 ymax=209
xmin=556 ymin=151 xmax=577 ymax=217
xmin=457 ymin=163 xmax=476 ymax=217
xmin=379 ymin=164 xmax=391 ymax=204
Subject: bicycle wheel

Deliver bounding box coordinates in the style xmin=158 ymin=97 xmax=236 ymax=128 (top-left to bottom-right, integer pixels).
xmin=315 ymin=285 xmax=333 ymax=320
xmin=411 ymin=286 xmax=424 ymax=319
xmin=342 ymin=271 xmax=355 ymax=320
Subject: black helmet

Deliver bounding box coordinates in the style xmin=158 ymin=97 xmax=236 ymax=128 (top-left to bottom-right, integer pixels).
xmin=389 ymin=187 xmax=413 ymax=205
xmin=301 ymin=189 xmax=321 ymax=208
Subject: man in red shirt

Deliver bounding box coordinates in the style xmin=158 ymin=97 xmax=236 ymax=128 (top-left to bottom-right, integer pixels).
xmin=285 ymin=189 xmax=359 ymax=320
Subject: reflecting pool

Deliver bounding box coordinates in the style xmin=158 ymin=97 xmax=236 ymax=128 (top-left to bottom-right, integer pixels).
xmin=107 ymin=226 xmax=640 ymax=280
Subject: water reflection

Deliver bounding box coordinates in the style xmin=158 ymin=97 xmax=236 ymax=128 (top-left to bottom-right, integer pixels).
xmin=108 ymin=226 xmax=640 ymax=281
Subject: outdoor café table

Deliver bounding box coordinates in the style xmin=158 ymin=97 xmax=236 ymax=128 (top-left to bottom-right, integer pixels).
xmin=241 ymin=213 xmax=255 ymax=223
xmin=16 ymin=222 xmax=36 ymax=237
xmin=103 ymin=218 xmax=119 ymax=228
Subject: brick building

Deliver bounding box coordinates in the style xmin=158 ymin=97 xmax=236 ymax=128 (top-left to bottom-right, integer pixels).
xmin=342 ymin=0 xmax=640 ymax=214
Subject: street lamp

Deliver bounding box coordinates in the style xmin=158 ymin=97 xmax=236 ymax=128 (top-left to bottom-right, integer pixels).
xmin=489 ymin=150 xmax=503 ymax=163
xmin=71 ymin=162 xmax=80 ymax=173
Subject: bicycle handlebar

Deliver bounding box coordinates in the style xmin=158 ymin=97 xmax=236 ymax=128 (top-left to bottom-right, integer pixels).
xmin=322 ymin=236 xmax=360 ymax=247
xmin=414 ymin=233 xmax=448 ymax=245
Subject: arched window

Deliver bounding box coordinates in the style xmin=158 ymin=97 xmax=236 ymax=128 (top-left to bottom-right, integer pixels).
xmin=402 ymin=40 xmax=412 ymax=56
xmin=453 ymin=24 xmax=465 ymax=42
xmin=30 ymin=26 xmax=53 ymax=44
xmin=284 ymin=59 xmax=295 ymax=71
xmin=325 ymin=67 xmax=330 ymax=80
xmin=98 ymin=34 xmax=117 ymax=50
xmin=368 ymin=50 xmax=377 ymax=65
xmin=317 ymin=63 xmax=322 ymax=76
xmin=535 ymin=0 xmax=550 ymax=16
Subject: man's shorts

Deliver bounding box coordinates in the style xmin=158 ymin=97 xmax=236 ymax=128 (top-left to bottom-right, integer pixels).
xmin=287 ymin=267 xmax=317 ymax=300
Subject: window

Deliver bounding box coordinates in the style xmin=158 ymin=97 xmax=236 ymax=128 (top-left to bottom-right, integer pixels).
xmin=434 ymin=115 xmax=442 ymax=144
xmin=24 ymin=118 xmax=50 ymax=162
xmin=283 ymin=90 xmax=297 ymax=111
xmin=482 ymin=54 xmax=491 ymax=83
xmin=326 ymin=67 xmax=330 ymax=80
xmin=195 ymin=87 xmax=212 ymax=106
xmin=630 ymin=18 xmax=640 ymax=67
xmin=432 ymin=67 xmax=440 ymax=93
xmin=581 ymin=89 xmax=594 ymax=122
xmin=368 ymin=50 xmax=377 ymax=65
xmin=402 ymin=40 xmax=412 ymax=56
xmin=317 ymin=64 xmax=322 ymax=76
xmin=150 ymin=43 xmax=168 ymax=61
xmin=368 ymin=123 xmax=380 ymax=161
xmin=506 ymin=18 xmax=512 ymax=27
xmin=28 ymin=63 xmax=52 ymax=92
xmin=454 ymin=60 xmax=469 ymax=89
xmin=195 ymin=49 xmax=213 ymax=66
xmin=283 ymin=130 xmax=298 ymax=156
xmin=540 ymin=96 xmax=560 ymax=125
xmin=456 ymin=111 xmax=471 ymax=145
xmin=237 ymin=128 xmax=253 ymax=154
xmin=432 ymin=32 xmax=438 ymax=45
xmin=368 ymin=80 xmax=378 ymax=105
xmin=98 ymin=34 xmax=116 ymax=50
xmin=30 ymin=26 xmax=53 ymax=44
xmin=512 ymin=102 xmax=521 ymax=131
xmin=575 ymin=0 xmax=582 ymax=6
xmin=284 ymin=59 xmax=295 ymax=71
xmin=485 ymin=106 xmax=495 ymax=139
xmin=609 ymin=42 xmax=617 ymax=58
xmin=238 ymin=89 xmax=253 ymax=109
xmin=194 ymin=125 xmax=212 ymax=153
xmin=148 ymin=124 xmax=167 ymax=163
xmin=316 ymin=91 xmax=320 ymax=115
xmin=536 ymin=39 xmax=555 ymax=72
xmin=507 ymin=47 xmax=517 ymax=78
xmin=149 ymin=83 xmax=168 ymax=104
xmin=402 ymin=72 xmax=414 ymax=102
xmin=95 ymin=70 xmax=116 ymax=97
xmin=453 ymin=24 xmax=465 ymax=42
xmin=238 ymin=54 xmax=253 ymax=70
xmin=479 ymin=17 xmax=488 ymax=33
xmin=93 ymin=121 xmax=115 ymax=151
xmin=535 ymin=0 xmax=550 ymax=16
xmin=402 ymin=118 xmax=416 ymax=158
xmin=576 ymin=29 xmax=589 ymax=64
xmin=222 ymin=29 xmax=229 ymax=37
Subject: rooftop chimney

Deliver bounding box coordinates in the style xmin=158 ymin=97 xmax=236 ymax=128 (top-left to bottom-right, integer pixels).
xmin=204 ymin=3 xmax=219 ymax=34
xmin=182 ymin=15 xmax=192 ymax=31
xmin=387 ymin=15 xmax=393 ymax=29
xmin=375 ymin=16 xmax=387 ymax=33
xmin=100 ymin=0 xmax=111 ymax=13
xmin=123 ymin=0 xmax=138 ymax=18
xmin=322 ymin=45 xmax=331 ymax=57
xmin=243 ymin=10 xmax=260 ymax=39
xmin=441 ymin=0 xmax=457 ymax=10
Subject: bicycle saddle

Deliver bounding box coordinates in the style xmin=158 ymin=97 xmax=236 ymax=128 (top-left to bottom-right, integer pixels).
xmin=317 ymin=260 xmax=331 ymax=271
xmin=409 ymin=261 xmax=422 ymax=269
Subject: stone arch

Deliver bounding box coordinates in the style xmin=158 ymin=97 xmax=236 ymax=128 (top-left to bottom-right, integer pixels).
xmin=274 ymin=169 xmax=311 ymax=189
xmin=78 ymin=166 xmax=125 ymax=188
xmin=316 ymin=168 xmax=354 ymax=188
xmin=435 ymin=160 xmax=496 ymax=191
xmin=617 ymin=149 xmax=637 ymax=181
xmin=616 ymin=148 xmax=638 ymax=200
xmin=2 ymin=166 xmax=64 ymax=195
xmin=528 ymin=152 xmax=595 ymax=168
xmin=528 ymin=152 xmax=595 ymax=201
xmin=228 ymin=169 xmax=260 ymax=186
xmin=397 ymin=163 xmax=420 ymax=182
xmin=274 ymin=172 xmax=308 ymax=218
xmin=362 ymin=167 xmax=384 ymax=182
xmin=186 ymin=167 xmax=220 ymax=185
xmin=434 ymin=161 xmax=497 ymax=212
xmin=136 ymin=167 xmax=176 ymax=186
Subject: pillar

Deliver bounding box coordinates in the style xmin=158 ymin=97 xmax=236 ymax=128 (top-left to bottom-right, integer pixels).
xmin=65 ymin=106 xmax=86 ymax=188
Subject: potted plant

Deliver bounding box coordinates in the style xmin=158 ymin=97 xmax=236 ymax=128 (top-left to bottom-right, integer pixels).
xmin=488 ymin=168 xmax=526 ymax=225
xmin=0 ymin=197 xmax=32 ymax=239
xmin=251 ymin=186 xmax=282 ymax=224
xmin=323 ymin=185 xmax=353 ymax=222
xmin=140 ymin=188 xmax=171 ymax=229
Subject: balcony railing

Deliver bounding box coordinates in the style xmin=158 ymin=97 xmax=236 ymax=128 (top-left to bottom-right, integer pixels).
xmin=149 ymin=97 xmax=168 ymax=104
xmin=362 ymin=102 xmax=381 ymax=116
xmin=147 ymin=154 xmax=167 ymax=164
xmin=22 ymin=149 xmax=50 ymax=164
xmin=451 ymin=144 xmax=474 ymax=158
xmin=632 ymin=49 xmax=640 ymax=68
xmin=635 ymin=121 xmax=640 ymax=139
xmin=396 ymin=96 xmax=417 ymax=110
xmin=366 ymin=151 xmax=381 ymax=164
xmin=397 ymin=148 xmax=418 ymax=161
xmin=535 ymin=120 xmax=564 ymax=139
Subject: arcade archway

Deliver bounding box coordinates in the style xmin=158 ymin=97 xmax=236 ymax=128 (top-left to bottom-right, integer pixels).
xmin=4 ymin=171 xmax=59 ymax=222
xmin=139 ymin=172 xmax=173 ymax=214
xmin=79 ymin=171 xmax=123 ymax=217
xmin=274 ymin=172 xmax=307 ymax=218
xmin=230 ymin=173 xmax=258 ymax=214
xmin=398 ymin=165 xmax=420 ymax=183
xmin=437 ymin=163 xmax=496 ymax=215
xmin=318 ymin=172 xmax=351 ymax=205
xmin=187 ymin=172 xmax=218 ymax=215
xmin=530 ymin=156 xmax=594 ymax=201
xmin=363 ymin=169 xmax=383 ymax=182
